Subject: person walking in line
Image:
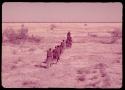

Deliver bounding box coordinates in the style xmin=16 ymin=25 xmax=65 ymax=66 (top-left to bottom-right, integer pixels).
xmin=62 ymin=40 xmax=66 ymax=49
xmin=60 ymin=42 xmax=64 ymax=54
xmin=56 ymin=45 xmax=61 ymax=63
xmin=66 ymin=32 xmax=72 ymax=48
xmin=52 ymin=46 xmax=58 ymax=64
xmin=42 ymin=48 xmax=53 ymax=68
xmin=51 ymin=45 xmax=60 ymax=64
xmin=60 ymin=40 xmax=65 ymax=54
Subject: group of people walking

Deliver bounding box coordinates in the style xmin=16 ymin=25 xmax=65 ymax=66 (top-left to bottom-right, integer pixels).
xmin=42 ymin=32 xmax=72 ymax=68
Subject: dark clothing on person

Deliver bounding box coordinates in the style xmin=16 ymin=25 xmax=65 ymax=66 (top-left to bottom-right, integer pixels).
xmin=43 ymin=48 xmax=53 ymax=68
xmin=47 ymin=49 xmax=53 ymax=59
xmin=57 ymin=46 xmax=60 ymax=55
xmin=67 ymin=32 xmax=71 ymax=37
xmin=60 ymin=42 xmax=63 ymax=53
xmin=60 ymin=41 xmax=65 ymax=53
xmin=52 ymin=49 xmax=58 ymax=60
xmin=42 ymin=32 xmax=72 ymax=68
xmin=56 ymin=46 xmax=61 ymax=62
xmin=66 ymin=36 xmax=72 ymax=48
xmin=66 ymin=32 xmax=72 ymax=48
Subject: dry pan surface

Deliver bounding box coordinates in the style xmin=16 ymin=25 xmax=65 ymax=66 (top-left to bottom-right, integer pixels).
xmin=2 ymin=23 xmax=122 ymax=88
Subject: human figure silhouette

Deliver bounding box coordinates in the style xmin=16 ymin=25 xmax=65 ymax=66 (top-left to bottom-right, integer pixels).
xmin=66 ymin=32 xmax=72 ymax=48
xmin=43 ymin=48 xmax=53 ymax=68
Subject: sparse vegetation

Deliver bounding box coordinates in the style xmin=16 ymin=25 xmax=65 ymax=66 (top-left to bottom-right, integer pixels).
xmin=2 ymin=23 xmax=122 ymax=88
xmin=2 ymin=25 xmax=41 ymax=45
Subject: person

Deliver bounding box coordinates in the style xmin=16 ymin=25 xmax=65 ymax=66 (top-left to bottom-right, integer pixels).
xmin=62 ymin=40 xmax=66 ymax=49
xmin=66 ymin=32 xmax=72 ymax=48
xmin=66 ymin=39 xmax=69 ymax=48
xmin=56 ymin=45 xmax=61 ymax=62
xmin=43 ymin=48 xmax=53 ymax=68
xmin=60 ymin=42 xmax=63 ymax=54
xmin=52 ymin=46 xmax=58 ymax=64
xmin=60 ymin=40 xmax=65 ymax=53
xmin=52 ymin=48 xmax=56 ymax=60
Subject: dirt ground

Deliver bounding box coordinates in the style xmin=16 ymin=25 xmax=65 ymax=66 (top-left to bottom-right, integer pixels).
xmin=2 ymin=23 xmax=122 ymax=88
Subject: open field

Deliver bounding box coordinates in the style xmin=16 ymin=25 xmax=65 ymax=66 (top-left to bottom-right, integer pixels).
xmin=2 ymin=23 xmax=122 ymax=88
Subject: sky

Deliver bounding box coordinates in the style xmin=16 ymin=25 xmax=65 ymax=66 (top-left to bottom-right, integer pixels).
xmin=2 ymin=2 xmax=122 ymax=22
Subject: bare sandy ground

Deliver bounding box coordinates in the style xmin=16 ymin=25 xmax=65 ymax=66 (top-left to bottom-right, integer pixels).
xmin=2 ymin=23 xmax=122 ymax=88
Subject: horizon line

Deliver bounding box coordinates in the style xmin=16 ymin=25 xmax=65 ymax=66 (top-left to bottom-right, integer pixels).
xmin=2 ymin=22 xmax=122 ymax=23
